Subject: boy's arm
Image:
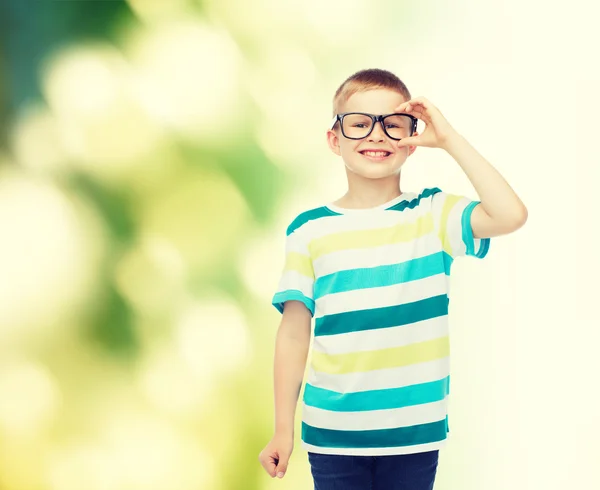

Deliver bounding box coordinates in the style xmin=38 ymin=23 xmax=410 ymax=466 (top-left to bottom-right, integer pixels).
xmin=442 ymin=132 xmax=528 ymax=239
xmin=274 ymin=300 xmax=312 ymax=437
xmin=393 ymin=96 xmax=527 ymax=239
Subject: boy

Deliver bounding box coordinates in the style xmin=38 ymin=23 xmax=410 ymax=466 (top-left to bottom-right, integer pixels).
xmin=258 ymin=68 xmax=527 ymax=489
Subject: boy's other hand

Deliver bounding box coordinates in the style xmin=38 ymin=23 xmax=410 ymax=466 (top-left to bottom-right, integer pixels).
xmin=258 ymin=433 xmax=294 ymax=479
xmin=394 ymin=96 xmax=459 ymax=151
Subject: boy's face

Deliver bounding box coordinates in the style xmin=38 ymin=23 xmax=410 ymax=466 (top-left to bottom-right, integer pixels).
xmin=326 ymin=88 xmax=418 ymax=180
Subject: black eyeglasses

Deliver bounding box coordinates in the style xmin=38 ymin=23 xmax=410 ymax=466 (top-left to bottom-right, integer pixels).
xmin=330 ymin=112 xmax=418 ymax=140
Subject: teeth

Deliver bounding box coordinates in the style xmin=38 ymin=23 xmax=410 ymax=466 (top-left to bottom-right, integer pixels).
xmin=363 ymin=151 xmax=389 ymax=157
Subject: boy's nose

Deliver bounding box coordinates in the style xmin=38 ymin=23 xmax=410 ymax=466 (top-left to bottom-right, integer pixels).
xmin=368 ymin=122 xmax=386 ymax=141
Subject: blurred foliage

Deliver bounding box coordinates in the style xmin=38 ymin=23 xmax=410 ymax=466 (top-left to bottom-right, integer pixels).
xmin=0 ymin=0 xmax=426 ymax=489
xmin=0 ymin=1 xmax=136 ymax=112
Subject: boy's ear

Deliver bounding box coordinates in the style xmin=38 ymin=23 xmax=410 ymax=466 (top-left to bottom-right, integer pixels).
xmin=326 ymin=129 xmax=342 ymax=156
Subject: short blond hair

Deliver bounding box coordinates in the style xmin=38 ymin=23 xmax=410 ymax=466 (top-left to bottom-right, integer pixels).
xmin=332 ymin=68 xmax=411 ymax=116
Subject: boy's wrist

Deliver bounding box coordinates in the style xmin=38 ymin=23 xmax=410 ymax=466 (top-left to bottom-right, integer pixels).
xmin=440 ymin=130 xmax=465 ymax=153
xmin=275 ymin=426 xmax=294 ymax=438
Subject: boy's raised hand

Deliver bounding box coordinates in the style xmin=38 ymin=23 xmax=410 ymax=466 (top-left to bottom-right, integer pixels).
xmin=394 ymin=96 xmax=459 ymax=151
xmin=258 ymin=433 xmax=294 ymax=479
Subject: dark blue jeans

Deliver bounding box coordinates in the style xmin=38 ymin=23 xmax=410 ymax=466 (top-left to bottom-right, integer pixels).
xmin=307 ymin=450 xmax=439 ymax=490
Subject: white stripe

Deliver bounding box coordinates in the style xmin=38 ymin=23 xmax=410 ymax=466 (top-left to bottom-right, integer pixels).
xmin=447 ymin=197 xmax=468 ymax=257
xmin=305 ymin=199 xmax=424 ymax=240
xmin=312 ymin=231 xmax=441 ymax=277
xmin=312 ymin=315 xmax=449 ymax=355
xmin=302 ymin=398 xmax=448 ymax=431
xmin=301 ymin=438 xmax=448 ymax=456
xmin=275 ymin=270 xmax=313 ymax=299
xmin=314 ymin=272 xmax=447 ymax=320
xmin=305 ymin=357 xmax=450 ymax=393
xmin=284 ymin=229 xmax=310 ymax=254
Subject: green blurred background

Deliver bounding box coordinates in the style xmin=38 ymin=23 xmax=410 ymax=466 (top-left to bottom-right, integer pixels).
xmin=2 ymin=1 xmax=599 ymax=489
xmin=0 ymin=1 xmax=431 ymax=488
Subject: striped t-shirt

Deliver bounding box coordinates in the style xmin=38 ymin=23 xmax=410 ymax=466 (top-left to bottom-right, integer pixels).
xmin=271 ymin=187 xmax=491 ymax=456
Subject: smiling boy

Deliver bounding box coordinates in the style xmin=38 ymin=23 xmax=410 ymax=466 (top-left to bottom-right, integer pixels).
xmin=259 ymin=68 xmax=527 ymax=490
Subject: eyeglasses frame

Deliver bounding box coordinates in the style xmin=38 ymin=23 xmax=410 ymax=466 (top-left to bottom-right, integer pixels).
xmin=329 ymin=112 xmax=418 ymax=140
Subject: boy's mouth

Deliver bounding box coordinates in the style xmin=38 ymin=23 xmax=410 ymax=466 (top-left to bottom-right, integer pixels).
xmin=359 ymin=150 xmax=393 ymax=161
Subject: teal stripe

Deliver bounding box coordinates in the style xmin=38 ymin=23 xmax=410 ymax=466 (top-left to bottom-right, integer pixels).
xmin=272 ymin=290 xmax=315 ymax=317
xmin=287 ymin=206 xmax=340 ymax=235
xmin=475 ymin=237 xmax=490 ymax=258
xmin=314 ymin=294 xmax=448 ymax=337
xmin=302 ymin=419 xmax=447 ymax=448
xmin=303 ymin=376 xmax=449 ymax=411
xmin=314 ymin=251 xmax=447 ymax=299
xmin=386 ymin=187 xmax=442 ymax=212
xmin=461 ymin=201 xmax=491 ymax=258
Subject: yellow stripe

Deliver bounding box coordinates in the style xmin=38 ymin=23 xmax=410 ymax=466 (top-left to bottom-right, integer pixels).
xmin=439 ymin=195 xmax=461 ymax=256
xmin=311 ymin=336 xmax=450 ymax=375
xmin=284 ymin=251 xmax=314 ymax=279
xmin=309 ymin=214 xmax=434 ymax=261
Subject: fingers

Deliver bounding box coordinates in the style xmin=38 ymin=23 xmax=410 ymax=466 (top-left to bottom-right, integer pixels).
xmin=258 ymin=452 xmax=277 ymax=477
xmin=396 ymin=98 xmax=422 ymax=111
xmin=275 ymin=457 xmax=289 ymax=478
xmin=406 ymin=96 xmax=429 ymax=109
xmin=268 ymin=458 xmax=278 ymax=478
xmin=259 ymin=450 xmax=290 ymax=478
xmin=396 ymin=136 xmax=418 ymax=148
xmin=395 ymin=97 xmax=429 ymax=119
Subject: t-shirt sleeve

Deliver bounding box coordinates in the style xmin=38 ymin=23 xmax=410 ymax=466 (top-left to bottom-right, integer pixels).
xmin=431 ymin=190 xmax=491 ymax=259
xmin=271 ymin=226 xmax=315 ymax=317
